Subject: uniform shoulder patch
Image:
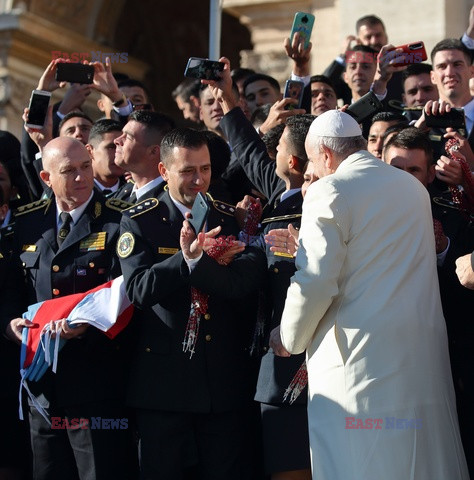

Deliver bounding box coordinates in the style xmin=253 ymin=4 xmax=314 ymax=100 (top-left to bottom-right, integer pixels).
xmin=106 ymin=198 xmax=134 ymax=212
xmin=14 ymin=198 xmax=51 ymax=217
xmin=122 ymin=198 xmax=159 ymax=218
xmin=117 ymin=232 xmax=135 ymax=258
xmin=211 ymin=199 xmax=236 ymax=217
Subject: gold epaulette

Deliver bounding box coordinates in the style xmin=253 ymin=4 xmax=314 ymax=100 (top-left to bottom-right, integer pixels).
xmin=106 ymin=198 xmax=134 ymax=212
xmin=122 ymin=198 xmax=159 ymax=218
xmin=211 ymin=199 xmax=237 ymax=217
xmin=14 ymin=198 xmax=51 ymax=216
xmin=261 ymin=213 xmax=302 ymax=225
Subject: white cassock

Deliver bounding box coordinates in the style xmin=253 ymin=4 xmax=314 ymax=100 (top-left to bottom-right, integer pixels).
xmin=280 ymin=151 xmax=469 ymax=480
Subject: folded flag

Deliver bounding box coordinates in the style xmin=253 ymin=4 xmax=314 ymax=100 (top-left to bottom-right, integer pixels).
xmin=20 ymin=274 xmax=133 ymax=379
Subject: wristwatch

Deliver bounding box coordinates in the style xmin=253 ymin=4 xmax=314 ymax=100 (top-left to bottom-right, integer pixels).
xmin=113 ymin=93 xmax=127 ymax=108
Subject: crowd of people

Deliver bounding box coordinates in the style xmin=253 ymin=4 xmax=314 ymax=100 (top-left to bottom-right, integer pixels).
xmin=0 ymin=8 xmax=473 ymax=480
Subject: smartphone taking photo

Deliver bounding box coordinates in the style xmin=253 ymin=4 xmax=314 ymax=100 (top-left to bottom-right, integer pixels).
xmin=25 ymin=90 xmax=52 ymax=129
xmin=184 ymin=58 xmax=225 ymax=81
xmin=283 ymin=80 xmax=305 ymax=110
xmin=189 ymin=192 xmax=210 ymax=235
xmin=290 ymin=12 xmax=315 ymax=49
xmin=346 ymin=91 xmax=383 ymax=124
xmin=55 ymin=63 xmax=94 ymax=84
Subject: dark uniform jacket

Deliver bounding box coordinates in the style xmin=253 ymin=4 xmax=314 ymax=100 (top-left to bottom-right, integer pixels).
xmin=12 ymin=192 xmax=131 ymax=406
xmin=118 ymin=191 xmax=266 ymax=413
xmin=114 ymin=178 xmax=167 ymax=203
xmin=220 ymin=106 xmax=308 ymax=404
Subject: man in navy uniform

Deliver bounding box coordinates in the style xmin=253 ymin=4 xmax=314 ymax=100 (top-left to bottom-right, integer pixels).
xmin=118 ymin=127 xmax=266 ymax=479
xmin=5 ymin=136 xmax=137 ymax=480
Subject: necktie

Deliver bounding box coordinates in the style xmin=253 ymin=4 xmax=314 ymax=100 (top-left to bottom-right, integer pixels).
xmin=57 ymin=212 xmax=72 ymax=247
xmin=128 ymin=192 xmax=137 ymax=203
xmin=102 ymin=189 xmax=112 ymax=197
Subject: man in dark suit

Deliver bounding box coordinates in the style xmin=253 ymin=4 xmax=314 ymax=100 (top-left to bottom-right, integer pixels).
xmin=86 ymin=119 xmax=128 ymax=198
xmin=118 ymin=127 xmax=266 ymax=479
xmin=5 ymin=136 xmax=137 ymax=480
xmin=113 ymin=110 xmax=175 ymax=202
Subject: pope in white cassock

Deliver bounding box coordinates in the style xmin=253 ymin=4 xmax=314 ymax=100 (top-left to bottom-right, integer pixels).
xmin=278 ymin=110 xmax=469 ymax=480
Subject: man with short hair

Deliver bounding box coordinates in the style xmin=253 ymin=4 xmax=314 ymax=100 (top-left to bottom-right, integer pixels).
xmin=342 ymin=45 xmax=378 ymax=102
xmin=367 ymin=111 xmax=408 ymax=158
xmin=118 ymin=127 xmax=266 ymax=479
xmin=402 ymin=63 xmax=439 ymax=108
xmin=276 ymin=110 xmax=469 ymax=480
xmin=114 ymin=110 xmax=175 ymax=202
xmin=58 ymin=111 xmax=94 ymax=145
xmin=243 ymin=73 xmax=282 ymax=115
xmin=309 ymin=75 xmax=338 ymax=116
xmin=5 ymin=136 xmax=137 ymax=480
xmin=86 ymin=119 xmax=126 ymax=196
xmin=172 ymin=78 xmax=202 ymax=124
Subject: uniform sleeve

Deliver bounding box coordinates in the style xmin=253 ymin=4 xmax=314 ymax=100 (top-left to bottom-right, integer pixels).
xmin=280 ymin=180 xmax=348 ymax=354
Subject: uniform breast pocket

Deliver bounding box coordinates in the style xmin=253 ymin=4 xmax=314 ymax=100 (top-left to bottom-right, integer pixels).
xmin=20 ymin=251 xmax=40 ymax=283
xmin=73 ymin=256 xmax=110 ymax=292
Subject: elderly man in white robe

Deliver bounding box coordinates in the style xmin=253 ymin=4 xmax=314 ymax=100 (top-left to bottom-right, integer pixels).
xmin=273 ymin=110 xmax=469 ymax=480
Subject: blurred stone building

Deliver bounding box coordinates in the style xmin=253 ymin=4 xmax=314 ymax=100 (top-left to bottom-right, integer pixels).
xmin=0 ymin=0 xmax=471 ymax=138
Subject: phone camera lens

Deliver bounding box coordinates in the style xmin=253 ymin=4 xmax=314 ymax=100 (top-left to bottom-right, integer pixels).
xmin=302 ymin=15 xmax=308 ymax=23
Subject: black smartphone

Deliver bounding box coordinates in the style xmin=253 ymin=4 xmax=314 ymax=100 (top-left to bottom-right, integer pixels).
xmin=189 ymin=192 xmax=210 ymax=235
xmin=425 ymin=108 xmax=466 ymax=130
xmin=346 ymin=91 xmax=383 ymax=124
xmin=283 ymin=79 xmax=305 ymax=110
xmin=55 ymin=63 xmax=94 ymax=84
xmin=184 ymin=57 xmax=225 ymax=81
xmin=25 ymin=90 xmax=52 ymax=128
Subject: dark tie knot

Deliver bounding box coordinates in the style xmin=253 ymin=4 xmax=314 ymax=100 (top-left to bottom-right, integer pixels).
xmin=58 ymin=212 xmax=73 ymax=245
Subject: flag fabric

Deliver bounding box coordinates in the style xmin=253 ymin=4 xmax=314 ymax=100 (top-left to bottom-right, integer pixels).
xmin=20 ymin=275 xmax=133 ymax=381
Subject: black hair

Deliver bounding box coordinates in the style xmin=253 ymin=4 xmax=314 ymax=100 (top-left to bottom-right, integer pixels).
xmin=160 ymin=127 xmax=208 ymax=167
xmin=401 ymin=62 xmax=433 ymax=84
xmin=261 ymin=124 xmax=285 ymax=159
xmin=285 ymin=114 xmax=317 ymax=170
xmin=371 ymin=111 xmax=408 ymax=125
xmin=250 ymin=103 xmax=272 ymax=128
xmin=355 ymin=15 xmax=385 ymax=32
xmin=431 ymin=38 xmax=473 ymax=65
xmin=128 ymin=110 xmax=176 ymax=145
xmin=310 ymin=74 xmax=336 ymax=91
xmin=243 ymin=73 xmax=281 ymax=95
xmin=88 ymin=119 xmax=122 ymax=146
xmin=230 ymin=67 xmax=256 ymax=83
xmin=383 ymin=126 xmax=434 ymax=165
xmin=172 ymin=78 xmax=201 ymax=102
xmin=201 ymin=130 xmax=231 ymax=179
xmin=117 ymin=78 xmax=150 ymax=97
xmin=58 ymin=111 xmax=93 ymax=133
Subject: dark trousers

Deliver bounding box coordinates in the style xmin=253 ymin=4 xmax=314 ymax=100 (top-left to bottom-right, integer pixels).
xmin=136 ymin=408 xmax=258 ymax=480
xmin=29 ymin=402 xmax=139 ymax=480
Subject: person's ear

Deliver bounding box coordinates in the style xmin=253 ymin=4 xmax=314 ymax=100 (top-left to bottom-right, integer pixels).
xmin=39 ymin=170 xmax=51 ymax=187
xmin=158 ymin=162 xmax=168 ymax=181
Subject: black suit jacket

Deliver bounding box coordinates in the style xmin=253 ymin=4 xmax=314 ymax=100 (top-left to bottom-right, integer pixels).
xmin=114 ymin=178 xmax=166 ymax=202
xmin=119 ymin=192 xmax=266 ymax=413
xmin=220 ymin=107 xmax=285 ymax=216
xmin=12 ymin=192 xmax=130 ymax=406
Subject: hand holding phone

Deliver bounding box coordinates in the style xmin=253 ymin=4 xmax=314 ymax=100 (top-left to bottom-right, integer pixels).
xmin=290 ymin=12 xmax=315 ymax=49
xmin=189 ymin=192 xmax=210 ymax=235
xmin=55 ymin=63 xmax=94 ymax=84
xmin=425 ymin=108 xmax=466 ymax=130
xmin=386 ymin=41 xmax=427 ymax=67
xmin=184 ymin=58 xmax=225 ymax=81
xmin=25 ymin=90 xmax=52 ymax=129
xmin=283 ymin=80 xmax=305 ymax=110
xmin=346 ymin=91 xmax=383 ymax=124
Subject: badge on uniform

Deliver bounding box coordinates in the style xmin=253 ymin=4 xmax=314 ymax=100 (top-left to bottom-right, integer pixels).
xmin=274 ymin=251 xmax=294 ymax=258
xmin=76 ymin=268 xmax=87 ymax=276
xmin=158 ymin=247 xmax=179 ymax=255
xmin=79 ymin=232 xmax=107 ymax=251
xmin=117 ymin=232 xmax=135 ymax=258
xmin=22 ymin=244 xmax=37 ymax=252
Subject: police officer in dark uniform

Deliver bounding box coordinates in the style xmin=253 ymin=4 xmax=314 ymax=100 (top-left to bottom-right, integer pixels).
xmin=113 ymin=110 xmax=175 ymax=203
xmin=118 ymin=127 xmax=266 ymax=479
xmin=5 ymin=137 xmax=137 ymax=480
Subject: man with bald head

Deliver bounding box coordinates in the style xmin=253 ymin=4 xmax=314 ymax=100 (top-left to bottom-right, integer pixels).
xmin=5 ymin=136 xmax=137 ymax=480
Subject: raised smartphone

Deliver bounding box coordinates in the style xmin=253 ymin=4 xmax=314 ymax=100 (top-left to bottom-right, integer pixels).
xmin=290 ymin=12 xmax=315 ymax=49
xmin=55 ymin=63 xmax=94 ymax=84
xmin=283 ymin=79 xmax=305 ymax=110
xmin=387 ymin=41 xmax=427 ymax=67
xmin=346 ymin=90 xmax=383 ymax=124
xmin=184 ymin=57 xmax=225 ymax=81
xmin=25 ymin=90 xmax=52 ymax=128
